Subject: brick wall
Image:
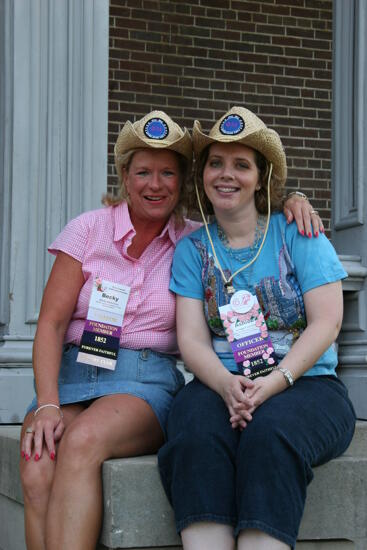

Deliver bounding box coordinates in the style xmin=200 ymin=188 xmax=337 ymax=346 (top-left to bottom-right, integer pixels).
xmin=108 ymin=0 xmax=333 ymax=230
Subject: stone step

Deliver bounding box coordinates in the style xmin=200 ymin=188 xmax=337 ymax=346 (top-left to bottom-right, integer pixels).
xmin=1 ymin=423 xmax=367 ymax=550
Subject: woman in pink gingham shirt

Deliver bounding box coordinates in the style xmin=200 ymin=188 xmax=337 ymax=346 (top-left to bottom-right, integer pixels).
xmin=49 ymin=200 xmax=197 ymax=354
xmin=19 ymin=109 xmax=321 ymax=550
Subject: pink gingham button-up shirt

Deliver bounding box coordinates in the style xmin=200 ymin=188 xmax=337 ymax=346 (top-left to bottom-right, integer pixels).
xmin=49 ymin=202 xmax=199 ymax=354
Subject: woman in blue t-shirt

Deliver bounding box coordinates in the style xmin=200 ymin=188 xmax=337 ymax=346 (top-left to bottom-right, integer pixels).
xmin=158 ymin=106 xmax=356 ymax=550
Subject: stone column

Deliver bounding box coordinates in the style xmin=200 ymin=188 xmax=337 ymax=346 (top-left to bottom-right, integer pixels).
xmin=0 ymin=0 xmax=109 ymax=422
xmin=333 ymin=0 xmax=367 ymax=418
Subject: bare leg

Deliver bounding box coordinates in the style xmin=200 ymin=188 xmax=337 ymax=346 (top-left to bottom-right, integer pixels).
xmin=181 ymin=522 xmax=235 ymax=550
xmin=20 ymin=404 xmax=85 ymax=550
xmin=45 ymin=394 xmax=164 ymax=550
xmin=238 ymin=529 xmax=290 ymax=550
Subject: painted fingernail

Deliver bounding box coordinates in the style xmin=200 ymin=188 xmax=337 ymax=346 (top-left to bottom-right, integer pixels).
xmin=315 ymin=231 xmax=319 ymax=237
xmin=308 ymin=232 xmax=312 ymax=238
xmin=21 ymin=451 xmax=25 ymax=458
xmin=50 ymin=452 xmax=55 ymax=461
xmin=34 ymin=454 xmax=40 ymax=462
xmin=25 ymin=454 xmax=30 ymax=462
xmin=320 ymin=227 xmax=325 ymax=233
xmin=300 ymin=230 xmax=305 ymax=236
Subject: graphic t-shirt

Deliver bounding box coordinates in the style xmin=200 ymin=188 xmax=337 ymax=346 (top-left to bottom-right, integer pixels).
xmin=170 ymin=213 xmax=347 ymax=376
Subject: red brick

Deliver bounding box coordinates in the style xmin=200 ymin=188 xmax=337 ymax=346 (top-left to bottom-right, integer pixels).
xmin=211 ymin=29 xmax=242 ymax=40
xmin=191 ymin=6 xmax=206 ymax=16
xmin=184 ymin=67 xmax=214 ymax=79
xmin=194 ymin=37 xmax=224 ymax=50
xmin=302 ymin=39 xmax=331 ymax=51
xmin=163 ymin=13 xmax=193 ymax=25
xmin=131 ymin=9 xmax=163 ymax=21
xmin=284 ymin=47 xmax=313 ymax=58
xmin=212 ymin=91 xmax=244 ymax=102
xmin=247 ymin=73 xmax=275 ymax=84
xmin=256 ymin=24 xmax=286 ymax=35
xmin=264 ymin=4 xmax=290 ymax=15
xmin=114 ymin=18 xmax=146 ymax=30
xmin=107 ymin=0 xmax=334 ymax=215
xmin=232 ymin=1 xmax=261 ymax=12
xmin=290 ymin=7 xmax=321 ymax=18
xmin=225 ymin=41 xmax=254 ymax=53
xmin=206 ymin=8 xmax=222 ymax=18
xmin=180 ymin=25 xmax=210 ymax=38
xmin=214 ymin=70 xmax=245 ymax=82
xmin=195 ymin=17 xmax=226 ymax=29
xmin=194 ymin=57 xmax=224 ymax=69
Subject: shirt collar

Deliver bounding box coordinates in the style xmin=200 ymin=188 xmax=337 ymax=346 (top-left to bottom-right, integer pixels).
xmin=113 ymin=201 xmax=179 ymax=245
xmin=113 ymin=202 xmax=135 ymax=242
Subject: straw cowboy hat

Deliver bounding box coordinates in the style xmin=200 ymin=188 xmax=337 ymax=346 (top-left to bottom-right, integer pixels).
xmin=114 ymin=111 xmax=192 ymax=173
xmin=192 ymin=106 xmax=287 ymax=185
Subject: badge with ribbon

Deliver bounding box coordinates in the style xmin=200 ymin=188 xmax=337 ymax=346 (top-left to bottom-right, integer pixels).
xmin=77 ymin=278 xmax=130 ymax=370
xmin=219 ymin=289 xmax=278 ymax=378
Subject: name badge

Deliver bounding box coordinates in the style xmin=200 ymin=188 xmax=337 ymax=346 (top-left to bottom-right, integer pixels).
xmin=77 ymin=278 xmax=131 ymax=370
xmin=219 ymin=290 xmax=277 ymax=378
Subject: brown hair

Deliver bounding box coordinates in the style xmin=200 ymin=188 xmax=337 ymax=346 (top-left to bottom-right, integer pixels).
xmin=194 ymin=144 xmax=284 ymax=216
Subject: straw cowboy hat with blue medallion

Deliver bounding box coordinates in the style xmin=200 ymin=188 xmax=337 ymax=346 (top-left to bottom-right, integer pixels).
xmin=114 ymin=110 xmax=192 ymax=180
xmin=192 ymin=106 xmax=287 ymax=186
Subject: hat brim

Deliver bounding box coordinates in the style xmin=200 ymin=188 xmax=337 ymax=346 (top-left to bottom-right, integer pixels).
xmin=192 ymin=120 xmax=287 ymax=185
xmin=115 ymin=121 xmax=192 ymax=162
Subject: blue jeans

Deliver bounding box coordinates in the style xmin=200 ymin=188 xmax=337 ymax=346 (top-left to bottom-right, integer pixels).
xmin=158 ymin=375 xmax=356 ymax=548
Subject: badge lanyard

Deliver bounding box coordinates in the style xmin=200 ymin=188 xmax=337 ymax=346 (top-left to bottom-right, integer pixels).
xmin=195 ymin=164 xmax=273 ymax=294
xmin=77 ymin=279 xmax=131 ymax=370
xmin=195 ymin=163 xmax=278 ymax=378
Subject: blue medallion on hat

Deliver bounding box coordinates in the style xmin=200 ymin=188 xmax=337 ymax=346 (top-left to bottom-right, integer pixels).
xmin=220 ymin=114 xmax=245 ymax=136
xmin=144 ymin=118 xmax=169 ymax=140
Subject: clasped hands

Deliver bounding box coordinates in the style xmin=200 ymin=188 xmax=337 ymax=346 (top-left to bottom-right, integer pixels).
xmin=220 ymin=373 xmax=277 ymax=430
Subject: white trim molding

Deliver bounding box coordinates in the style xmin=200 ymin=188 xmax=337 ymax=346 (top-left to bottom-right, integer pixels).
xmin=0 ymin=0 xmax=109 ymax=370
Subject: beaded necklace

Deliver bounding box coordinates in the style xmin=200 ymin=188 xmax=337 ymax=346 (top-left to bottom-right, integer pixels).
xmin=216 ymin=214 xmax=267 ymax=263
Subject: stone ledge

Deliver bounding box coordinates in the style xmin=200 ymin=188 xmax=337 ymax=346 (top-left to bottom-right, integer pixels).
xmin=1 ymin=424 xmax=367 ymax=550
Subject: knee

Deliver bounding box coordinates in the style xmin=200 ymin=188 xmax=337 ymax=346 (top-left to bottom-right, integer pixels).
xmin=20 ymin=459 xmax=54 ymax=505
xmin=161 ymin=426 xmax=235 ymax=474
xmin=238 ymin=416 xmax=310 ymax=478
xmin=57 ymin=420 xmax=103 ymax=468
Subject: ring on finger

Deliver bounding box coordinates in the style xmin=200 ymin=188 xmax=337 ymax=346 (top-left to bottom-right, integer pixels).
xmin=25 ymin=427 xmax=35 ymax=434
xmin=310 ymin=209 xmax=319 ymax=216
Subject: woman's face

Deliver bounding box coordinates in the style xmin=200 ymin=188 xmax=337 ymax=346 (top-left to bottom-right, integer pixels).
xmin=203 ymin=142 xmax=260 ymax=215
xmin=123 ymin=149 xmax=181 ymax=224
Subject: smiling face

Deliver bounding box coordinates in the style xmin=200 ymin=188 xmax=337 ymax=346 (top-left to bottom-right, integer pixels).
xmin=203 ymin=142 xmax=261 ymax=216
xmin=123 ymin=149 xmax=181 ymax=226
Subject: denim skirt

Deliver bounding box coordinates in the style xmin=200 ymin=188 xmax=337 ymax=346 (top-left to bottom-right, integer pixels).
xmin=26 ymin=344 xmax=185 ymax=434
xmin=158 ymin=375 xmax=356 ymax=548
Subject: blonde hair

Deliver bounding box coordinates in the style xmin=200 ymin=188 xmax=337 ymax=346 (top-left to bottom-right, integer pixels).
xmin=103 ymin=148 xmax=192 ymax=225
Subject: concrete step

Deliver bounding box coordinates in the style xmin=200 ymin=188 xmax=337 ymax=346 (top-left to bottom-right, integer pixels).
xmin=1 ymin=423 xmax=367 ymax=550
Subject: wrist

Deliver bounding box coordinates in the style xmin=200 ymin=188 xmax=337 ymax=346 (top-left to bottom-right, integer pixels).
xmin=286 ymin=191 xmax=308 ymax=201
xmin=36 ymin=392 xmax=60 ymax=408
xmin=272 ymin=367 xmax=294 ymax=389
xmin=34 ymin=403 xmax=63 ymax=418
xmin=215 ymin=368 xmax=234 ymax=398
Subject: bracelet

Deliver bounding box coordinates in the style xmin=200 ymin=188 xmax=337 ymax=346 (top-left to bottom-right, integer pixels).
xmin=286 ymin=191 xmax=308 ymax=201
xmin=34 ymin=403 xmax=64 ymax=418
xmin=275 ymin=367 xmax=294 ymax=387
